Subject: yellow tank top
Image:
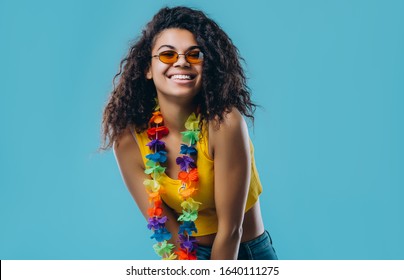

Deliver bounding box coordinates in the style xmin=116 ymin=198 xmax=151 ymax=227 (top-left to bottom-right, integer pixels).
xmin=133 ymin=126 xmax=263 ymax=236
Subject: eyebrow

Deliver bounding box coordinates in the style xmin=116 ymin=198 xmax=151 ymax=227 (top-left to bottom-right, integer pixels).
xmin=157 ymin=44 xmax=201 ymax=51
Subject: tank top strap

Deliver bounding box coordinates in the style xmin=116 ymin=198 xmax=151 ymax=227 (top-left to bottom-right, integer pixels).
xmin=197 ymin=122 xmax=213 ymax=161
xmin=129 ymin=127 xmax=139 ymax=146
xmin=130 ymin=128 xmax=150 ymax=167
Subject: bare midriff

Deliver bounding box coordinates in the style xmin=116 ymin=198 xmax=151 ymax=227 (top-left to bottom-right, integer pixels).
xmin=196 ymin=201 xmax=265 ymax=246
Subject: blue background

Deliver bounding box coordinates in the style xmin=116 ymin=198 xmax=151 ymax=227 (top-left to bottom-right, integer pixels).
xmin=1 ymin=0 xmax=403 ymax=259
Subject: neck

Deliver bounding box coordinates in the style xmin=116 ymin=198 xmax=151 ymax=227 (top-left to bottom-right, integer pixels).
xmin=157 ymin=96 xmax=197 ymax=133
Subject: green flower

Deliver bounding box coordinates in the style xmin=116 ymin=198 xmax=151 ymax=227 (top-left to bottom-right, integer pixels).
xmin=178 ymin=209 xmax=198 ymax=222
xmin=181 ymin=130 xmax=200 ymax=145
xmin=144 ymin=160 xmax=166 ymax=175
xmin=153 ymin=240 xmax=175 ymax=257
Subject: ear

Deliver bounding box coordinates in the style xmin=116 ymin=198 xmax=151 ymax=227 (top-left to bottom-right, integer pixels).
xmin=146 ymin=66 xmax=153 ymax=80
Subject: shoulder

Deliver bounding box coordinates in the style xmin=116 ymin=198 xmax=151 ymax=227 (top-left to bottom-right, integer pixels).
xmin=113 ymin=126 xmax=144 ymax=168
xmin=208 ymin=108 xmax=250 ymax=157
xmin=113 ymin=126 xmax=135 ymax=152
xmin=209 ymin=108 xmax=248 ymax=136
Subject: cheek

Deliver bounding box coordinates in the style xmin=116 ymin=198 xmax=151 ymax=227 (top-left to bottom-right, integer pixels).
xmin=193 ymin=63 xmax=202 ymax=75
xmin=196 ymin=67 xmax=203 ymax=83
xmin=149 ymin=61 xmax=169 ymax=78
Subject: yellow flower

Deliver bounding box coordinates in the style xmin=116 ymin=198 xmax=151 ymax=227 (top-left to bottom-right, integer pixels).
xmin=154 ymin=98 xmax=160 ymax=111
xmin=181 ymin=198 xmax=202 ymax=211
xmin=143 ymin=179 xmax=160 ymax=193
xmin=163 ymin=253 xmax=177 ymax=260
xmin=184 ymin=113 xmax=200 ymax=131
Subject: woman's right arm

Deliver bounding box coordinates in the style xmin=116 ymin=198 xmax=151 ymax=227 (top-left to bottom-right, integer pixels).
xmin=113 ymin=128 xmax=180 ymax=246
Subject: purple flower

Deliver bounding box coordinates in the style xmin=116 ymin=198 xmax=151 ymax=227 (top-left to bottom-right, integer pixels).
xmin=146 ymin=139 xmax=165 ymax=151
xmin=147 ymin=216 xmax=168 ymax=230
xmin=178 ymin=234 xmax=198 ymax=251
xmin=176 ymin=156 xmax=196 ymax=171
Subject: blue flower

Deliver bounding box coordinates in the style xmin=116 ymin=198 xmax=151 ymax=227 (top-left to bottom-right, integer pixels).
xmin=180 ymin=144 xmax=197 ymax=155
xmin=178 ymin=221 xmax=197 ymax=235
xmin=150 ymin=227 xmax=172 ymax=242
xmin=146 ymin=151 xmax=167 ymax=163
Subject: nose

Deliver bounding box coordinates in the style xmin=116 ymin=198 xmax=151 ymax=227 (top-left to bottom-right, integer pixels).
xmin=173 ymin=54 xmax=190 ymax=67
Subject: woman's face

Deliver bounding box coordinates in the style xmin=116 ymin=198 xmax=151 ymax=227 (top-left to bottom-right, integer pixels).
xmin=146 ymin=28 xmax=203 ymax=102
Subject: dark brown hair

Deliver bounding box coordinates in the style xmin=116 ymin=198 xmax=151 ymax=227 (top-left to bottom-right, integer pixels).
xmin=101 ymin=6 xmax=256 ymax=149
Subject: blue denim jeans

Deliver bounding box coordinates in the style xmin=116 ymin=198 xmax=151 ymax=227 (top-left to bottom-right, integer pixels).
xmin=196 ymin=230 xmax=278 ymax=260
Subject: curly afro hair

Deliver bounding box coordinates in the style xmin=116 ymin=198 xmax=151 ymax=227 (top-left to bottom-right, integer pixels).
xmin=101 ymin=6 xmax=256 ymax=149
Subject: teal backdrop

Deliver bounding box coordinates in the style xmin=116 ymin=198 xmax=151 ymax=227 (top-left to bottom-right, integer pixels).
xmin=1 ymin=0 xmax=403 ymax=259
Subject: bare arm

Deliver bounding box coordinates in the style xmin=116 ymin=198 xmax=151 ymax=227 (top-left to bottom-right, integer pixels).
xmin=113 ymin=128 xmax=180 ymax=247
xmin=209 ymin=109 xmax=251 ymax=259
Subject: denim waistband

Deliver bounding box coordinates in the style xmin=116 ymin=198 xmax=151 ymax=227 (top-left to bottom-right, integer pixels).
xmin=198 ymin=230 xmax=271 ymax=249
xmin=241 ymin=230 xmax=272 ymax=247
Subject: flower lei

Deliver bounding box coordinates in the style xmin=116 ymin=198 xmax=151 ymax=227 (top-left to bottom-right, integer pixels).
xmin=144 ymin=107 xmax=202 ymax=260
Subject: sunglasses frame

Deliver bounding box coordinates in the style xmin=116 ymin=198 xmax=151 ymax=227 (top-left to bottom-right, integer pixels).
xmin=151 ymin=49 xmax=204 ymax=64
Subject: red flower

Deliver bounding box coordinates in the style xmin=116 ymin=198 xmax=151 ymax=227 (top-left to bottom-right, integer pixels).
xmin=147 ymin=126 xmax=169 ymax=139
xmin=175 ymin=248 xmax=197 ymax=260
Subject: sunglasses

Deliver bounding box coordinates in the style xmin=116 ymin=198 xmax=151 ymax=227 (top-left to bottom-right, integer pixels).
xmin=151 ymin=50 xmax=204 ymax=64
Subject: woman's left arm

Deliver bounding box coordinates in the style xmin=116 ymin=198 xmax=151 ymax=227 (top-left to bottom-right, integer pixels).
xmin=209 ymin=108 xmax=251 ymax=259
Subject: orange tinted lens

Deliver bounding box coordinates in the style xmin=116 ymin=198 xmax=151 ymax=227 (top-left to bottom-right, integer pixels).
xmin=186 ymin=50 xmax=203 ymax=64
xmin=159 ymin=51 xmax=178 ymax=63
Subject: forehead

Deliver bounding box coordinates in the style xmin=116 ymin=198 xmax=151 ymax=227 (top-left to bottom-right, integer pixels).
xmin=152 ymin=28 xmax=198 ymax=51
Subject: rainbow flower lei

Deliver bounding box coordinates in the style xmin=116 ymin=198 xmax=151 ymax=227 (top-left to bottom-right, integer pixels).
xmin=144 ymin=108 xmax=202 ymax=260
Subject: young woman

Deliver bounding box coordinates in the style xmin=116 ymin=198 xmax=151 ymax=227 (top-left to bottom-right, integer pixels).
xmin=101 ymin=6 xmax=277 ymax=260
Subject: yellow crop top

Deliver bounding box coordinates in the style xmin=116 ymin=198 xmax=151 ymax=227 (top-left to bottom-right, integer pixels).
xmin=133 ymin=127 xmax=263 ymax=236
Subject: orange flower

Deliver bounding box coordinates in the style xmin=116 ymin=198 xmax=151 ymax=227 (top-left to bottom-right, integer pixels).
xmin=179 ymin=185 xmax=197 ymax=200
xmin=147 ymin=206 xmax=162 ymax=217
xmin=178 ymin=168 xmax=198 ymax=184
xmin=149 ymin=111 xmax=164 ymax=124
xmin=146 ymin=190 xmax=160 ymax=203
xmin=147 ymin=200 xmax=163 ymax=217
xmin=146 ymin=185 xmax=166 ymax=203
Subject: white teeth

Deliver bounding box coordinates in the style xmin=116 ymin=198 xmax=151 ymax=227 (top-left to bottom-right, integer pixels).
xmin=171 ymin=74 xmax=192 ymax=80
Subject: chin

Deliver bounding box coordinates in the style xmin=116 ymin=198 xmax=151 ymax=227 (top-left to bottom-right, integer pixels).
xmin=159 ymin=89 xmax=200 ymax=100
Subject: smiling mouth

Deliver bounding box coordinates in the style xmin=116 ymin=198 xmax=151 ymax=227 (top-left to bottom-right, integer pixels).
xmin=168 ymin=74 xmax=196 ymax=80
